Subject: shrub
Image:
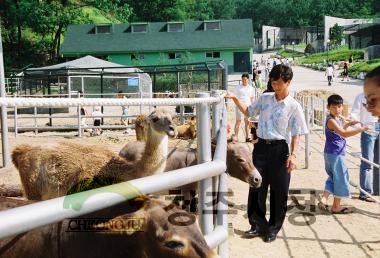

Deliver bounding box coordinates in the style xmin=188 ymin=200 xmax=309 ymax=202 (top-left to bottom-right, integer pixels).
xmin=304 ymin=44 xmax=315 ymax=55
xmin=348 ymin=59 xmax=380 ymax=77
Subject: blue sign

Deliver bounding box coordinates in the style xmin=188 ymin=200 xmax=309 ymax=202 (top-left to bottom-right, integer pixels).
xmin=128 ymin=77 xmax=139 ymax=87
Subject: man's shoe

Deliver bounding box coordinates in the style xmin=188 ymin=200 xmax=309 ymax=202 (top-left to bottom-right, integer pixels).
xmin=243 ymin=228 xmax=260 ymax=238
xmin=263 ymin=233 xmax=276 ymax=243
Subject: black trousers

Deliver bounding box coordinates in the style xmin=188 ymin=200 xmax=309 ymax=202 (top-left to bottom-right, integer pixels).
xmin=247 ymin=140 xmax=290 ymax=235
xmin=327 ymin=76 xmax=332 ymax=85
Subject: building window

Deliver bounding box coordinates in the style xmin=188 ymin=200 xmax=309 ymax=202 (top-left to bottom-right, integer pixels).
xmin=132 ymin=23 xmax=148 ymax=33
xmin=205 ymin=51 xmax=220 ymax=58
xmin=168 ymin=52 xmax=182 ymax=59
xmin=204 ymin=21 xmax=221 ymax=31
xmin=95 ymin=25 xmax=112 ymax=34
xmin=131 ymin=53 xmax=145 ymax=60
xmin=167 ymin=22 xmax=184 ymax=32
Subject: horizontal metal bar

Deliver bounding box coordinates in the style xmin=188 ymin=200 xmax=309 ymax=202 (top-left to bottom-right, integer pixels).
xmin=10 ymin=115 xmax=138 ymax=119
xmin=349 ymin=180 xmax=380 ymax=205
xmin=348 ymin=152 xmax=380 ymax=168
xmin=204 ymin=226 xmax=228 ymax=248
xmin=15 ymin=125 xmax=132 ymax=130
xmin=0 ymin=160 xmax=226 ymax=239
xmin=0 ymin=96 xmax=224 ymax=107
xmin=359 ymin=156 xmax=380 ymax=168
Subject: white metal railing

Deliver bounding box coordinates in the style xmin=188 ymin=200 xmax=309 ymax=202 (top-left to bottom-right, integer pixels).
xmin=0 ymin=91 xmax=229 ymax=257
xmin=5 ymin=77 xmax=21 ymax=93
xmin=6 ymin=90 xmax=201 ymax=136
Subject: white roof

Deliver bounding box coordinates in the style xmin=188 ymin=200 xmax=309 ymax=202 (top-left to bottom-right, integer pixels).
xmin=26 ymin=55 xmax=142 ymax=74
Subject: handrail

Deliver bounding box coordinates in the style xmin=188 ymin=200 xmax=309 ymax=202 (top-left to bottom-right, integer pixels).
xmin=0 ymin=161 xmax=225 ymax=239
xmin=0 ymin=95 xmax=225 ymax=107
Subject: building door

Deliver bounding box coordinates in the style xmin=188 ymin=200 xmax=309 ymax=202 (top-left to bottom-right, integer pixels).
xmin=233 ymin=52 xmax=250 ymax=73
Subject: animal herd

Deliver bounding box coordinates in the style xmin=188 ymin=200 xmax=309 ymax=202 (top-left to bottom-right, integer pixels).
xmin=0 ymin=109 xmax=262 ymax=258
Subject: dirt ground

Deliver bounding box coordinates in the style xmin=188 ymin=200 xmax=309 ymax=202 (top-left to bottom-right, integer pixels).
xmin=0 ymin=88 xmax=379 ymax=258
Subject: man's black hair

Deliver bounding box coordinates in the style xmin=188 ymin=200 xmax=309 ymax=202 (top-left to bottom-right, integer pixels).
xmin=263 ymin=80 xmax=274 ymax=93
xmin=241 ymin=73 xmax=250 ymax=79
xmin=269 ymin=64 xmax=293 ymax=82
xmin=365 ymin=65 xmax=380 ymax=87
xmin=327 ymin=94 xmax=344 ymax=106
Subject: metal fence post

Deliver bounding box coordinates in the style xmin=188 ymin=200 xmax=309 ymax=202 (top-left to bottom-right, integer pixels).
xmin=322 ymin=100 xmax=326 ymax=134
xmin=34 ymin=106 xmax=38 ymax=135
xmin=196 ymin=92 xmax=213 ymax=235
xmin=310 ymin=96 xmax=315 ymax=127
xmin=0 ymin=27 xmax=10 ymax=167
xmin=14 ymin=105 xmax=18 ymax=138
xmin=177 ymin=72 xmax=185 ymax=125
xmin=216 ymin=105 xmax=228 ymax=258
xmin=305 ymin=108 xmax=310 ymax=169
xmin=212 ymin=90 xmax=222 ymax=139
xmin=14 ymin=93 xmax=18 ymax=138
xmin=211 ymin=90 xmax=223 ymax=223
xmin=78 ymin=111 xmax=82 ymax=137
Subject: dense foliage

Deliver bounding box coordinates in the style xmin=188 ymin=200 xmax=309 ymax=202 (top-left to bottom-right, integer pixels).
xmin=1 ymin=0 xmax=379 ymax=72
xmin=349 ymin=59 xmax=380 ymax=77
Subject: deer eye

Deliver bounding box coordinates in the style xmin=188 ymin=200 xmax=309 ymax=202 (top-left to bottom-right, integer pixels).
xmin=152 ymin=117 xmax=159 ymax=123
xmin=237 ymin=158 xmax=245 ymax=163
xmin=163 ymin=240 xmax=185 ymax=250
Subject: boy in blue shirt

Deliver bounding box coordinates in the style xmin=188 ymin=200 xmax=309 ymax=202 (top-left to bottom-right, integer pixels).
xmin=319 ymin=94 xmax=369 ymax=214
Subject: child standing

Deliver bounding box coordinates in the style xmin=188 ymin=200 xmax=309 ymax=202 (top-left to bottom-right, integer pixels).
xmin=319 ymin=94 xmax=369 ymax=214
xmin=92 ymin=106 xmax=103 ymax=136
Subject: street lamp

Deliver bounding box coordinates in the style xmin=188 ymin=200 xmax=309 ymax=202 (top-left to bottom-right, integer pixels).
xmin=326 ymin=39 xmax=330 ymax=63
xmin=292 ymin=42 xmax=295 ymax=61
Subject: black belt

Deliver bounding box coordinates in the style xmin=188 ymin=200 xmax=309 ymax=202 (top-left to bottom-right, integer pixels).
xmin=258 ymin=138 xmax=286 ymax=145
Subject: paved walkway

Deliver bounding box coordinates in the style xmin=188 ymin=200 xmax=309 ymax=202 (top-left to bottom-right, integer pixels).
xmin=250 ymin=52 xmax=364 ymax=105
xmin=290 ymin=66 xmax=363 ymax=106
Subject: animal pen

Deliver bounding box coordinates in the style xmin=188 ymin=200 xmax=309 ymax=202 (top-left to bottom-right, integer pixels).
xmin=0 ymin=90 xmax=230 ymax=257
xmin=0 ymin=50 xmax=229 ymax=256
xmin=5 ymin=58 xmax=226 ymax=134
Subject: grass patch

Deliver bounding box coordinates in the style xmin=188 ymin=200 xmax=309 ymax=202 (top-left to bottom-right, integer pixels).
xmin=298 ymin=48 xmax=364 ymax=64
xmin=278 ymin=49 xmax=305 ymax=58
xmin=349 ymin=59 xmax=380 ymax=77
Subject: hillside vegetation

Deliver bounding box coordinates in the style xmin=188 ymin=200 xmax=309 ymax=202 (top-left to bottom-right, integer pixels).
xmin=1 ymin=0 xmax=379 ymax=72
xmin=297 ymin=47 xmax=365 ymax=64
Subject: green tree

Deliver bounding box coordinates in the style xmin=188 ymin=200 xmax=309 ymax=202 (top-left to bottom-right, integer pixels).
xmin=127 ymin=0 xmax=190 ymax=21
xmin=84 ymin=0 xmax=132 ymax=22
xmin=26 ymin=1 xmax=88 ymax=63
xmin=329 ymin=23 xmax=344 ymax=47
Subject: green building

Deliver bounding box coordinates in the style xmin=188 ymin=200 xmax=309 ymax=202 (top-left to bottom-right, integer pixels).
xmin=60 ymin=19 xmax=253 ymax=74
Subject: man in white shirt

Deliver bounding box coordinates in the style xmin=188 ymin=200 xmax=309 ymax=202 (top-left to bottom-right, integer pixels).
xmin=233 ymin=73 xmax=255 ymax=142
xmin=325 ymin=64 xmax=334 ymax=86
xmin=226 ymin=64 xmax=308 ymax=242
xmin=350 ymin=92 xmax=379 ymax=201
